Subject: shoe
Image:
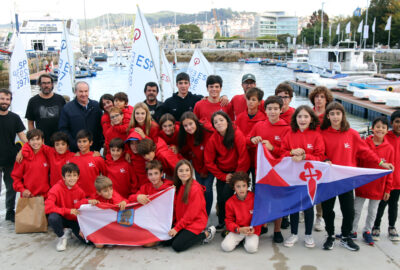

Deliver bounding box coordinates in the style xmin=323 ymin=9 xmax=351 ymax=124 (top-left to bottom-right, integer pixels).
xmin=388 ymin=227 xmax=400 ymax=242
xmin=281 ymin=217 xmax=290 ymax=229
xmin=220 ymin=229 xmax=229 ymax=238
xmin=363 ymin=231 xmax=374 ymax=246
xmin=56 ymin=237 xmax=67 ymax=252
xmin=284 ymin=234 xmax=298 ymax=247
xmin=5 ymin=210 xmax=15 ymax=222
xmin=215 ymin=223 xmax=225 ymax=231
xmin=304 ymin=235 xmax=315 ymax=248
xmin=299 ymin=211 xmax=305 ymax=223
xmin=203 ymin=226 xmax=216 ymax=244
xmin=323 ymin=236 xmax=335 ymax=250
xmin=349 ymin=232 xmax=357 ymax=239
xmin=372 ymin=227 xmax=380 ymax=241
xmin=314 ymin=217 xmax=324 ymax=231
xmin=64 ymin=228 xmax=73 ymax=239
xmin=260 ymin=225 xmax=268 ymax=235
xmin=273 ymin=232 xmax=284 ymax=243
xmin=339 ymin=237 xmax=360 ymax=251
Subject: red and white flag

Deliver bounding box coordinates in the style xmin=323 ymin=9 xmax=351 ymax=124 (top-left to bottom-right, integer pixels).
xmin=78 ymin=186 xmax=175 ymax=246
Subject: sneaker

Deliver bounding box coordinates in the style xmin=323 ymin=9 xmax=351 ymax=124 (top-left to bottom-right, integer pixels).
xmin=323 ymin=236 xmax=335 ymax=250
xmin=260 ymin=225 xmax=268 ymax=235
xmin=304 ymin=235 xmax=315 ymax=248
xmin=363 ymin=231 xmax=374 ymax=246
xmin=372 ymin=227 xmax=380 ymax=241
xmin=299 ymin=211 xmax=305 ymax=223
xmin=284 ymin=234 xmax=298 ymax=247
xmin=56 ymin=237 xmax=67 ymax=252
xmin=5 ymin=210 xmax=15 ymax=222
xmin=273 ymin=231 xmax=284 ymax=243
xmin=314 ymin=217 xmax=324 ymax=231
xmin=64 ymin=228 xmax=73 ymax=239
xmin=220 ymin=229 xmax=229 ymax=238
xmin=281 ymin=217 xmax=290 ymax=229
xmin=340 ymin=237 xmax=360 ymax=251
xmin=203 ymin=226 xmax=216 ymax=244
xmin=215 ymin=223 xmax=225 ymax=231
xmin=349 ymin=232 xmax=357 ymax=239
xmin=388 ymin=227 xmax=400 ymax=242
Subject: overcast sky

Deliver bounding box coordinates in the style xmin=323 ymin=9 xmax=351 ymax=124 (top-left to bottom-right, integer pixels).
xmin=2 ymin=0 xmax=370 ymax=24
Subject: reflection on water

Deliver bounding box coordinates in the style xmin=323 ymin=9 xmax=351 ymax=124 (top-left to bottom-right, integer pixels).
xmin=76 ymin=61 xmax=369 ymax=131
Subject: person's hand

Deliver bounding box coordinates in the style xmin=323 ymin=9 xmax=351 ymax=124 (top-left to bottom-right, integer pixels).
xmin=70 ymin=209 xmax=80 ymax=216
xmin=238 ymin=226 xmax=253 ymax=235
xmin=262 ymin=140 xmax=274 ymax=151
xmin=292 ymin=155 xmax=304 ymax=162
xmin=16 ymin=150 xmax=23 ymax=163
xmin=137 ymin=194 xmax=150 ymax=205
xmin=291 ymin=148 xmax=305 ymax=156
xmin=22 ymin=189 xmax=32 ymax=198
xmin=169 ymin=145 xmax=178 ymax=154
xmin=88 ymin=199 xmax=99 ymax=205
xmin=383 ymin=192 xmax=390 ymax=201
xmin=381 ymin=162 xmax=394 ymax=171
xmin=251 ymin=136 xmax=262 ymax=144
xmin=118 ymin=201 xmax=127 ymax=210
xmin=220 ymin=95 xmax=229 ymax=107
xmin=225 ymin=173 xmax=233 ymax=183
xmin=92 ymin=151 xmax=101 ymax=157
xmin=134 ymin=127 xmax=146 ymax=139
xmin=168 ymin=228 xmax=177 ymax=237
xmin=125 ymin=153 xmax=131 ymax=163
xmin=325 ymin=160 xmax=332 ymax=165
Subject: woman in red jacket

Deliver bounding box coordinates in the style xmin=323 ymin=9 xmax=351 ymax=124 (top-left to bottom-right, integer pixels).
xmin=320 ymin=102 xmax=393 ymax=252
xmin=158 ymin=113 xmax=179 ymax=154
xmin=99 ymin=94 xmax=114 ymax=137
xmin=127 ymin=102 xmax=159 ymax=142
xmin=204 ymin=111 xmax=250 ymax=230
xmin=168 ymin=160 xmax=216 ymax=252
xmin=178 ymin=112 xmax=214 ymax=215
xmin=282 ymin=105 xmax=325 ymax=249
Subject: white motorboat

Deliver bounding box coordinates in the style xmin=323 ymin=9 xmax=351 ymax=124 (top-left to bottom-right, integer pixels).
xmin=287 ymin=49 xmax=310 ymax=71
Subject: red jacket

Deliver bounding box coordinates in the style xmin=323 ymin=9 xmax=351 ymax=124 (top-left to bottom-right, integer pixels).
xmin=101 ymin=106 xmax=133 ymax=137
xmin=104 ymin=123 xmax=128 ymax=153
xmin=193 ymin=99 xmax=230 ymax=123
xmin=174 ymin=180 xmax=208 ymax=234
xmin=225 ymin=192 xmax=262 ymax=235
xmin=70 ymin=152 xmax=106 ymax=197
xmin=101 ymin=113 xmax=111 ymax=137
xmin=45 ymin=180 xmax=86 ymax=220
xmin=154 ymin=138 xmax=182 ymax=177
xmin=158 ymin=123 xmax=180 ymax=148
xmin=282 ymin=128 xmax=325 ymax=161
xmin=12 ymin=145 xmax=50 ymax=198
xmin=356 ymin=136 xmax=394 ymax=200
xmin=180 ymin=129 xmax=214 ymax=175
xmin=321 ymin=127 xmax=381 ymax=166
xmin=204 ymin=128 xmax=250 ymax=181
xmin=106 ymin=156 xmax=137 ymax=199
xmin=226 ymin=94 xmax=265 ymax=120
xmin=128 ymin=179 xmax=173 ymax=202
xmin=247 ymin=118 xmax=290 ymax=159
xmin=78 ymin=190 xmax=127 ymax=208
xmin=385 ymin=130 xmax=400 ymax=189
xmin=280 ymin=106 xmax=295 ymax=124
xmin=21 ymin=143 xmax=75 ymax=187
xmin=126 ymin=130 xmax=149 ymax=188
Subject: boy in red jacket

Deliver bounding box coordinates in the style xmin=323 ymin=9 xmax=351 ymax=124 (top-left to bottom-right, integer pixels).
xmin=45 ymin=163 xmax=86 ymax=251
xmin=104 ymin=107 xmax=128 ymax=154
xmin=113 ymin=92 xmax=134 ymax=122
xmin=352 ymin=116 xmax=394 ymax=245
xmin=70 ymin=130 xmax=106 ymax=197
xmin=106 ymin=138 xmax=137 ymax=199
xmin=275 ymin=83 xmax=295 ymax=124
xmin=136 ymin=138 xmax=181 ymax=178
xmin=12 ymin=129 xmax=50 ymax=198
xmin=373 ymin=110 xmax=400 ymax=242
xmin=221 ymin=172 xmax=261 ymax=253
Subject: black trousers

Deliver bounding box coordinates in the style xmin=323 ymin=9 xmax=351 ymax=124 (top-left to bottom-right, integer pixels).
xmin=374 ymin=189 xmax=400 ymax=228
xmin=164 ymin=229 xmax=206 ymax=252
xmin=216 ymin=179 xmax=234 ymax=225
xmin=290 ymin=207 xmax=314 ymax=235
xmin=48 ymin=213 xmax=85 ymax=243
xmin=322 ymin=191 xmax=354 ymax=237
xmin=0 ymin=165 xmax=16 ymax=212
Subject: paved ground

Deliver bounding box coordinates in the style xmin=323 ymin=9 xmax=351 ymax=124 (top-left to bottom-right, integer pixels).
xmin=0 ymin=188 xmax=399 ymax=270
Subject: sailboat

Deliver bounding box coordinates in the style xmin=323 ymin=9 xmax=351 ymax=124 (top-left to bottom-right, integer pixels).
xmin=186 ymin=49 xmax=214 ymax=96
xmin=127 ymin=6 xmax=174 ymax=103
xmin=56 ymin=22 xmax=75 ymax=98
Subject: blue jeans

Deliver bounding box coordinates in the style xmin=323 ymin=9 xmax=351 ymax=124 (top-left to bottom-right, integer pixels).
xmin=195 ymin=171 xmax=214 ymax=216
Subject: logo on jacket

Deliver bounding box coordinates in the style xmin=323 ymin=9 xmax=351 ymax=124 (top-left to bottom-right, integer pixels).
xmin=73 ymin=199 xmax=78 ymax=204
xmin=43 ymin=162 xmax=48 ymax=167
xmin=120 ymin=168 xmax=126 ymax=173
xmin=200 ymin=146 xmax=204 ymax=151
xmin=344 ymin=143 xmax=351 ymax=149
xmin=88 ymin=162 xmax=95 ymax=167
xmin=249 ymin=209 xmax=254 ymax=214
xmin=274 ymin=136 xmax=281 ymax=141
xmin=307 ymin=144 xmax=313 ymax=149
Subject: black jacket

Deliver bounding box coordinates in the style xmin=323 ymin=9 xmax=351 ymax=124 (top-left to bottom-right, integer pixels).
xmin=160 ymin=92 xmax=203 ymax=121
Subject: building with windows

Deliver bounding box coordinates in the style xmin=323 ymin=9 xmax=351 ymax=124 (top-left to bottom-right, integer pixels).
xmin=249 ymin=11 xmax=298 ymax=38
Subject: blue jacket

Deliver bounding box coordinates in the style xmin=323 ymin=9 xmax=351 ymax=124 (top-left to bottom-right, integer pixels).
xmin=58 ymin=98 xmax=103 ymax=152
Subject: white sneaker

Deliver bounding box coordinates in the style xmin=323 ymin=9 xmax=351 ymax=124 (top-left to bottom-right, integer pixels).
xmin=299 ymin=211 xmax=305 ymax=223
xmin=304 ymin=235 xmax=315 ymax=248
xmin=56 ymin=237 xmax=67 ymax=252
xmin=203 ymin=226 xmax=216 ymax=244
xmin=314 ymin=217 xmax=324 ymax=231
xmin=284 ymin=234 xmax=298 ymax=247
xmin=63 ymin=228 xmax=73 ymax=239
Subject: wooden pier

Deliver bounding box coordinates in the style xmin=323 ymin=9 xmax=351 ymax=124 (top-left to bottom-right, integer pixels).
xmin=289 ymin=80 xmax=396 ymax=122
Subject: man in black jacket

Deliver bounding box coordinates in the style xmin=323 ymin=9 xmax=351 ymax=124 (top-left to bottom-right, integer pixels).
xmin=143 ymin=82 xmax=163 ymax=123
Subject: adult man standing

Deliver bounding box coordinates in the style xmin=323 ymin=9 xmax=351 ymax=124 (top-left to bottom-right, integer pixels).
xmin=25 ymin=74 xmax=66 ymax=145
xmin=58 ymin=81 xmax=103 ymax=152
xmin=143 ymin=82 xmax=163 ymax=123
xmin=0 ymin=89 xmax=27 ymax=222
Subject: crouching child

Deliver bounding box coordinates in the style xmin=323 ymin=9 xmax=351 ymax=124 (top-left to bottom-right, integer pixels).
xmin=45 ymin=163 xmax=86 ymax=251
xmin=221 ymin=172 xmax=261 ymax=253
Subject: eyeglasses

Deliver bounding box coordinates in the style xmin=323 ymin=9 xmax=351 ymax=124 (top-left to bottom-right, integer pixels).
xmin=110 ymin=114 xmax=122 ymax=119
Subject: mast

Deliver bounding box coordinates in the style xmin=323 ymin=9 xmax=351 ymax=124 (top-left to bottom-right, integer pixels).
xmin=320 ymin=2 xmax=324 ymax=48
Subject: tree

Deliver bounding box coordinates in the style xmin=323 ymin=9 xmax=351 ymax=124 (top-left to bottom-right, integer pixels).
xmin=307 ymin=9 xmax=330 ymax=29
xmin=178 ymin=24 xmax=203 ymax=44
xmin=277 ymin=34 xmax=292 ymax=45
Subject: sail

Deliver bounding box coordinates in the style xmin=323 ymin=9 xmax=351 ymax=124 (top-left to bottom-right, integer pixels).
xmin=56 ymin=23 xmax=75 ymax=97
xmin=9 ymin=36 xmax=31 ymax=117
xmin=160 ymin=49 xmax=174 ymax=101
xmin=187 ymin=49 xmax=214 ymax=96
xmin=127 ymin=6 xmax=161 ymax=104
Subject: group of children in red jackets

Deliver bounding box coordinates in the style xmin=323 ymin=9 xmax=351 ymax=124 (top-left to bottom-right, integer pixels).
xmin=10 ymin=73 xmax=400 ymax=254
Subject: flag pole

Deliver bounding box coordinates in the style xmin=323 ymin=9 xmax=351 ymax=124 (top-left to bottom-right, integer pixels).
xmin=388 ymin=28 xmax=391 ymax=49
